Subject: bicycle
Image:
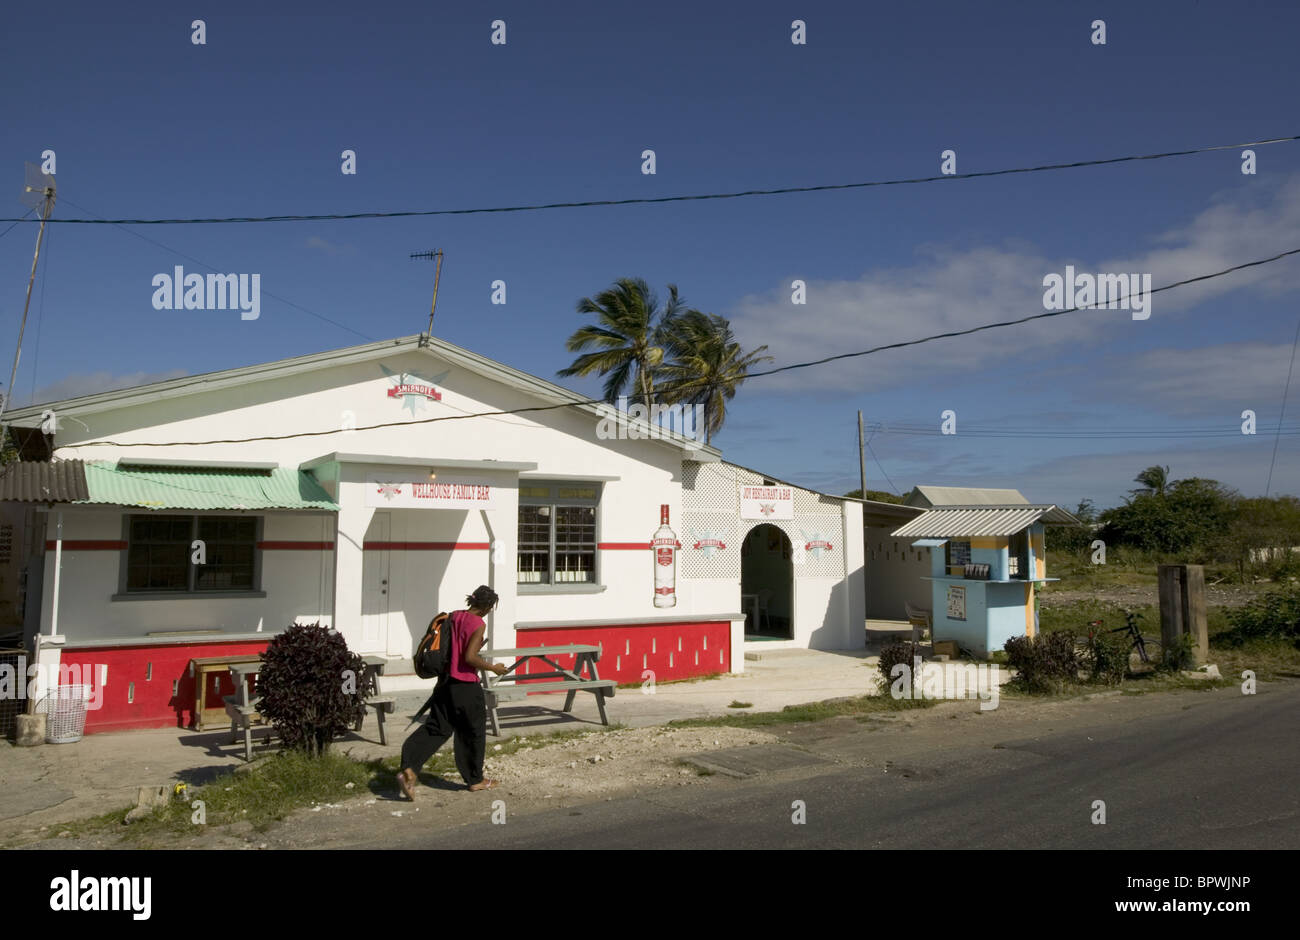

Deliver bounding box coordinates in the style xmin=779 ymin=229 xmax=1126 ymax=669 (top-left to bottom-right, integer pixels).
xmin=1082 ymin=610 xmax=1161 ymax=665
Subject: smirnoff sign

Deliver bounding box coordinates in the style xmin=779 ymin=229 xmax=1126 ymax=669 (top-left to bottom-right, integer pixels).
xmin=739 ymin=485 xmax=794 ymax=520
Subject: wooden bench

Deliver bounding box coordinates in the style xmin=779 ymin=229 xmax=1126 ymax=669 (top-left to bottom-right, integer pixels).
xmin=353 ymin=656 xmax=396 ymax=745
xmin=223 ymin=695 xmax=264 ymax=762
xmin=480 ymin=644 xmax=615 ymax=736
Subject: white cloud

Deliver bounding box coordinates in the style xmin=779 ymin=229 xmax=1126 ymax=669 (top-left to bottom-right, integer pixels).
xmin=728 ymin=176 xmax=1300 ymax=392
xmin=307 ymin=236 xmax=353 ymax=257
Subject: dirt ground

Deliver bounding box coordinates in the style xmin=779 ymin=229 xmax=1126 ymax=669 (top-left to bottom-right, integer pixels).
xmin=1041 ymin=581 xmax=1269 ymax=610
xmin=13 ymin=724 xmax=784 ymax=850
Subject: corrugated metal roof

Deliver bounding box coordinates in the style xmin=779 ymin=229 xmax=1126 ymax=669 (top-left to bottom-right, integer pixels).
xmin=905 ymin=485 xmax=1030 ymax=508
xmin=0 ymin=460 xmax=90 ymax=502
xmin=891 ymin=505 xmax=1077 ymax=538
xmin=78 ymin=463 xmax=338 ymax=511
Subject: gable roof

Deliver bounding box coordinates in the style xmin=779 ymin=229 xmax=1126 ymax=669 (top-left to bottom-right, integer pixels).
xmin=903 ymin=485 xmax=1029 ymax=508
xmin=4 ymin=333 xmax=720 ymax=460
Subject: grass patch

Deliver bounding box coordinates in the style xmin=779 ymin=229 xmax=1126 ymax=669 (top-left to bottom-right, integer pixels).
xmin=727 ymin=700 xmax=753 ymax=709
xmin=667 ymin=693 xmax=933 ymax=730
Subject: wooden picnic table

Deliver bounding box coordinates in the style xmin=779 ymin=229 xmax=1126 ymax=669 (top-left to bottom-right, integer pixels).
xmin=478 ymin=643 xmax=616 ymax=736
xmin=223 ymin=655 xmax=393 ymax=760
xmin=190 ymin=654 xmax=263 ymax=731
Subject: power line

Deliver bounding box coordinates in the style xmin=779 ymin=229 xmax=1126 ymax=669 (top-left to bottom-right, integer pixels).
xmin=5 ymin=135 xmax=1297 ymax=226
xmin=57 ymin=196 xmax=376 ymax=342
xmin=45 ymin=243 xmax=1300 ymax=450
xmin=870 ymin=423 xmax=1300 ymax=439
xmin=0 ymin=207 xmax=35 ymax=241
xmin=747 ymin=246 xmax=1300 ymax=380
xmin=1265 ymin=312 xmax=1300 ymax=496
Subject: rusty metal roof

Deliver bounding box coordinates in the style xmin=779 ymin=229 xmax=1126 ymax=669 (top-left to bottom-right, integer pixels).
xmin=0 ymin=459 xmax=89 ymax=503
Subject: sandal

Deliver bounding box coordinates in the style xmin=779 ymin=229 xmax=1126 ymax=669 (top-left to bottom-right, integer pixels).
xmin=396 ymin=768 xmax=417 ymax=801
xmin=467 ymin=778 xmax=499 ymax=791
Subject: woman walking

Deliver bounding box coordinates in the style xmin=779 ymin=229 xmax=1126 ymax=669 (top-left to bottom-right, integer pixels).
xmin=397 ymin=585 xmax=507 ymax=797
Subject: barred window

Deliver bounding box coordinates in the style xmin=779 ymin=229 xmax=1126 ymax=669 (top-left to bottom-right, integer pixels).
xmin=517 ymin=481 xmax=599 ymax=585
xmin=126 ymin=515 xmax=259 ymax=593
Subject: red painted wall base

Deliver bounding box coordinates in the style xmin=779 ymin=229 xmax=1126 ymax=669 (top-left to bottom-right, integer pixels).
xmin=59 ymin=640 xmax=270 ymax=734
xmin=515 ymin=620 xmax=730 ymax=687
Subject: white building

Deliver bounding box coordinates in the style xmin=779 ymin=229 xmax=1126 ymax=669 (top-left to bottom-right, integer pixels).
xmin=2 ymin=334 xmax=865 ymax=733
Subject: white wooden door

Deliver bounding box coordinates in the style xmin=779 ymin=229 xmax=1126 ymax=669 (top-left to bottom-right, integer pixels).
xmin=361 ymin=512 xmax=390 ymax=653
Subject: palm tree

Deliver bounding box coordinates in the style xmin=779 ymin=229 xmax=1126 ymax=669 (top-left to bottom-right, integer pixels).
xmin=557 ymin=278 xmax=683 ymax=404
xmin=656 ymin=310 xmax=772 ymax=445
xmin=1131 ymin=465 xmax=1171 ymax=498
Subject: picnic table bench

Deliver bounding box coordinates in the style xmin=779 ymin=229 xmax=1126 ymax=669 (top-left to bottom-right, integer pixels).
xmin=190 ymin=654 xmax=263 ymax=731
xmin=353 ymin=656 xmax=396 ymax=745
xmin=479 ymin=643 xmax=615 ymax=736
xmin=222 ymin=655 xmax=394 ymax=761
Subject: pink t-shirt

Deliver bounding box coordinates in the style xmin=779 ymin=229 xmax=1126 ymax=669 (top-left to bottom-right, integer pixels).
xmin=448 ymin=610 xmax=486 ymax=682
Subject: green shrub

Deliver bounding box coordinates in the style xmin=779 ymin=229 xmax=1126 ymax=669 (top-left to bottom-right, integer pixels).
xmin=1005 ymin=631 xmax=1080 ymax=692
xmin=878 ymin=639 xmax=922 ymax=690
xmin=1160 ymin=632 xmax=1197 ymax=673
xmin=1083 ymin=626 xmax=1131 ymax=685
xmin=1223 ymin=584 xmax=1300 ymax=647
xmin=256 ymin=622 xmax=373 ymax=755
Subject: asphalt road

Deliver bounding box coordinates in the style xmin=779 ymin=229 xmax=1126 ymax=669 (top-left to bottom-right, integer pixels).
xmin=384 ymin=680 xmax=1300 ymax=849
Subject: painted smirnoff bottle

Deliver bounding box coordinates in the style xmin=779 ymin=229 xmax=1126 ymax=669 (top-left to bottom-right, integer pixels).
xmin=652 ymin=504 xmax=678 ymax=608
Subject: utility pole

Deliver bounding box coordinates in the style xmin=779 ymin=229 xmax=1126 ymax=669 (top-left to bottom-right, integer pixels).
xmin=0 ymin=164 xmax=57 ymax=458
xmin=857 ymin=410 xmax=867 ymax=499
xmin=410 ymin=249 xmax=443 ymax=336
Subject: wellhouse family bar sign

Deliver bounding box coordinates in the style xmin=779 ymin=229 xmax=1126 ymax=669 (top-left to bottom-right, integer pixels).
xmin=364 ymin=474 xmax=499 ymax=510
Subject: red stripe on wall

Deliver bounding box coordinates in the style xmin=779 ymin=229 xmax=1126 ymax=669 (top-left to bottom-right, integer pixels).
xmin=257 ymin=541 xmax=335 ymax=550
xmin=597 ymin=542 xmax=650 ymax=550
xmin=363 ymin=541 xmax=490 ymax=551
xmin=44 ymin=540 xmax=126 ymax=551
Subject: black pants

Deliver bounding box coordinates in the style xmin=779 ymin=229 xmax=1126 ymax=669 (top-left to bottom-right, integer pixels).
xmin=399 ymin=678 xmax=487 ymax=787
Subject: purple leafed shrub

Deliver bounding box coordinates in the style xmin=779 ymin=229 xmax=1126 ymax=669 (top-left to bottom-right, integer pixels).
xmin=256 ymin=622 xmax=372 ymax=756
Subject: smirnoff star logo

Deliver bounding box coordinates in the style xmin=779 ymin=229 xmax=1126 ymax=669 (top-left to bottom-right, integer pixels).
xmin=375 ymin=481 xmax=402 ymax=500
xmin=690 ymin=529 xmax=728 ymax=558
xmin=801 ymin=531 xmax=834 ymax=557
xmin=380 ymin=365 xmax=450 ymax=416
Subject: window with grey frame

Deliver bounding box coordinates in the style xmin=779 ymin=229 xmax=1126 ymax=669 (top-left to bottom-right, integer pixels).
xmin=517 ymin=482 xmax=599 ymax=585
xmin=124 ymin=514 xmax=260 ymax=593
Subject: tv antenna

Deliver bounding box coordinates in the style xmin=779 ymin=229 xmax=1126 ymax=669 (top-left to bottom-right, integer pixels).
xmin=410 ymin=249 xmax=443 ymax=336
xmin=0 ymin=163 xmax=58 ymax=456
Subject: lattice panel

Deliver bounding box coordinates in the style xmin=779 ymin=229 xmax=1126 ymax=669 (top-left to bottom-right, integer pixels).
xmin=681 ymin=462 xmax=845 ymax=579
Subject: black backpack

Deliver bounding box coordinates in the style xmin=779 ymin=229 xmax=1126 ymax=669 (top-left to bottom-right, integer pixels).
xmin=413 ymin=611 xmax=453 ymax=679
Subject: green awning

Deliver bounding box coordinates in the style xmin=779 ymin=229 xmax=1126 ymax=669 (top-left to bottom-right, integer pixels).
xmin=78 ymin=463 xmax=339 ymax=511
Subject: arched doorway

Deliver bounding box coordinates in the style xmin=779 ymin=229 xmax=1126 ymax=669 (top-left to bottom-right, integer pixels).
xmin=741 ymin=524 xmax=794 ymax=639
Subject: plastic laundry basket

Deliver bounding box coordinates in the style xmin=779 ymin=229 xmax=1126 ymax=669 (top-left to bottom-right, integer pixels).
xmin=40 ymin=684 xmax=88 ymax=744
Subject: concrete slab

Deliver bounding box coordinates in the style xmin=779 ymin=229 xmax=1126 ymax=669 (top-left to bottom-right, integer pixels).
xmin=682 ymin=744 xmax=832 ymax=778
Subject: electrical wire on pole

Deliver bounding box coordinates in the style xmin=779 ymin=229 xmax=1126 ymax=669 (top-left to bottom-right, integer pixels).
xmin=0 ymin=164 xmax=57 ymax=458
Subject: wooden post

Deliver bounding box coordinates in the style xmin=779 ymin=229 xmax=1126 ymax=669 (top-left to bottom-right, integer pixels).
xmin=1158 ymin=565 xmax=1184 ymax=658
xmin=1183 ymin=564 xmax=1209 ymax=665
xmin=1158 ymin=564 xmax=1209 ymax=667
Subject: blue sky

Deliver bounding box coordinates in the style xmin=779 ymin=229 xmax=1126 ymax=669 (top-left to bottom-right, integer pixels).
xmin=2 ymin=0 xmax=1299 ymax=509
